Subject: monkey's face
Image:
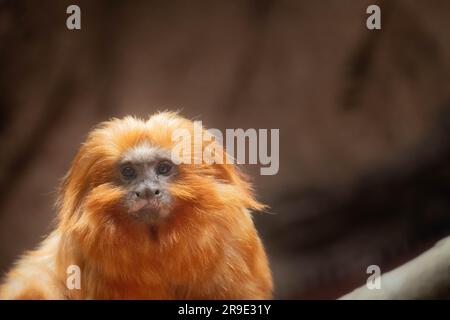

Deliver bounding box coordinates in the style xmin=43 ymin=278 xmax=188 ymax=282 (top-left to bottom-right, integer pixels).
xmin=59 ymin=113 xmax=263 ymax=231
xmin=118 ymin=144 xmax=177 ymax=224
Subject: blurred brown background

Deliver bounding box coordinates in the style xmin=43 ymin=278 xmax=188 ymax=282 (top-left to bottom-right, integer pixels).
xmin=1 ymin=0 xmax=450 ymax=299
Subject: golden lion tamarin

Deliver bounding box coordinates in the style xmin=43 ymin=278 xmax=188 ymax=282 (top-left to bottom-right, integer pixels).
xmin=0 ymin=112 xmax=273 ymax=299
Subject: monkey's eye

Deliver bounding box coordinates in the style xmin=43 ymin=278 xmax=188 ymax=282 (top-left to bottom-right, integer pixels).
xmin=121 ymin=166 xmax=136 ymax=179
xmin=156 ymin=160 xmax=172 ymax=176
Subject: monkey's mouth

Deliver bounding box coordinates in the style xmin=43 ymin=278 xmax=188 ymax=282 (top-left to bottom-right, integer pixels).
xmin=128 ymin=199 xmax=171 ymax=223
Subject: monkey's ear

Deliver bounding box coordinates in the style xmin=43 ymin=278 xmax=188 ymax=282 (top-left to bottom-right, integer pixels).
xmin=212 ymin=163 xmax=266 ymax=212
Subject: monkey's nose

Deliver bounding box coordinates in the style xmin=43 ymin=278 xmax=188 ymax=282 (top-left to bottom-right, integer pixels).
xmin=135 ymin=187 xmax=161 ymax=199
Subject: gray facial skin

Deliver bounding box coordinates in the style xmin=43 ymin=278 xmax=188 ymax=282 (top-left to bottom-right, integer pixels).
xmin=118 ymin=144 xmax=177 ymax=224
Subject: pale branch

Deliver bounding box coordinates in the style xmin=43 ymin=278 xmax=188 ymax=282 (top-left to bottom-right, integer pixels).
xmin=340 ymin=235 xmax=450 ymax=299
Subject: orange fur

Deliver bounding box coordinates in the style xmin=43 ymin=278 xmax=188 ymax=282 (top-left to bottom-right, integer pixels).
xmin=0 ymin=112 xmax=273 ymax=299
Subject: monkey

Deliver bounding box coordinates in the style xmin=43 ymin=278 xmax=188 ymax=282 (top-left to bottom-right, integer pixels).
xmin=0 ymin=112 xmax=273 ymax=299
